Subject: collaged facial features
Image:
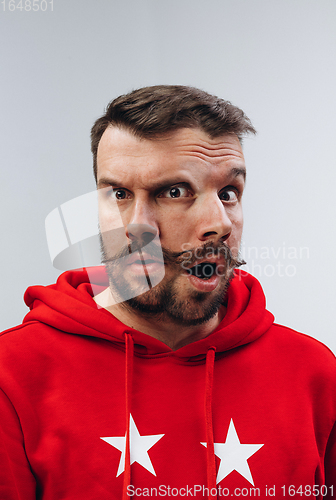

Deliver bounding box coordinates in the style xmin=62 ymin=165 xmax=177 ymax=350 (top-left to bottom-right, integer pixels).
xmin=97 ymin=127 xmax=246 ymax=325
xmin=100 ymin=235 xmax=244 ymax=325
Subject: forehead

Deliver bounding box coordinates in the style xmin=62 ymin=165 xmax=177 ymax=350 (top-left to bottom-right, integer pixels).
xmin=96 ymin=126 xmax=246 ymax=184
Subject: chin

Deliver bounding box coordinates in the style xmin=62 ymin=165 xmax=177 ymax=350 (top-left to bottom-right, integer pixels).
xmin=120 ymin=273 xmax=229 ymax=327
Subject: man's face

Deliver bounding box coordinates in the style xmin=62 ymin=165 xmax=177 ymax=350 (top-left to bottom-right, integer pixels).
xmin=97 ymin=126 xmax=246 ymax=326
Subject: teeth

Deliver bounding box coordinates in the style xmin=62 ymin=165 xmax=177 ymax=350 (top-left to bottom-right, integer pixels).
xmin=190 ymin=262 xmax=216 ymax=280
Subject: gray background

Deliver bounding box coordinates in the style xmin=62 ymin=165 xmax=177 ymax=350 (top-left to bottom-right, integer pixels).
xmin=1 ymin=0 xmax=335 ymax=352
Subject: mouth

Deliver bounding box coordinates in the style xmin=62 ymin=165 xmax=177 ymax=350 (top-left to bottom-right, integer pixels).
xmin=188 ymin=262 xmax=217 ymax=280
xmin=125 ymin=252 xmax=164 ymax=277
xmin=126 ymin=251 xmax=161 ymax=266
xmin=181 ymin=259 xmax=225 ymax=293
xmin=132 ymin=258 xmax=158 ymax=265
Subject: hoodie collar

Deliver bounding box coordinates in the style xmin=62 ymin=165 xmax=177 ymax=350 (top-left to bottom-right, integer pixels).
xmin=23 ymin=267 xmax=274 ymax=360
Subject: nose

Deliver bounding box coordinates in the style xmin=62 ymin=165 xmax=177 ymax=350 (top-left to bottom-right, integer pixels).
xmin=196 ymin=197 xmax=232 ymax=243
xmin=126 ymin=223 xmax=158 ymax=247
xmin=125 ymin=196 xmax=159 ymax=248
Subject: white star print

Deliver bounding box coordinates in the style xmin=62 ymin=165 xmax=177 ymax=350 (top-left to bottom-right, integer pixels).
xmin=101 ymin=414 xmax=164 ymax=477
xmin=201 ymin=419 xmax=263 ymax=485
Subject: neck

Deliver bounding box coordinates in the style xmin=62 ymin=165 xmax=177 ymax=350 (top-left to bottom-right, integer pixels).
xmin=93 ymin=288 xmax=226 ymax=350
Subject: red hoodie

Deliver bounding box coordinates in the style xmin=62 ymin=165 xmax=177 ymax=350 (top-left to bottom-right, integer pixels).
xmin=0 ymin=268 xmax=335 ymax=499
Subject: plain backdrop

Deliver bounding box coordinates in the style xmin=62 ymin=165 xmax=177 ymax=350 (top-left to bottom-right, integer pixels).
xmin=1 ymin=0 xmax=335 ymax=352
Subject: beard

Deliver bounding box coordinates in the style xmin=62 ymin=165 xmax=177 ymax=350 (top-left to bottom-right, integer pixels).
xmin=100 ymin=232 xmax=244 ymax=327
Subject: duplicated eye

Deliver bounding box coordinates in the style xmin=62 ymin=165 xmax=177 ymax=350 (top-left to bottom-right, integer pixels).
xmin=159 ymin=185 xmax=190 ymax=199
xmin=219 ymin=189 xmax=238 ymax=203
xmin=111 ymin=189 xmax=129 ymax=200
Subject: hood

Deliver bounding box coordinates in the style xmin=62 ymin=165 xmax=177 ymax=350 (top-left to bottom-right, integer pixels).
xmin=23 ymin=267 xmax=274 ymax=360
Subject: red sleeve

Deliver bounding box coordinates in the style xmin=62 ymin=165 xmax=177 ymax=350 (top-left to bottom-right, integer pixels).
xmin=325 ymin=419 xmax=336 ymax=497
xmin=0 ymin=389 xmax=36 ymax=500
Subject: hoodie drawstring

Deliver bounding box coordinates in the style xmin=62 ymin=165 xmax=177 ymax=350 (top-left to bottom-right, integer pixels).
xmin=122 ymin=337 xmax=217 ymax=498
xmin=123 ymin=332 xmax=134 ymax=500
xmin=205 ymin=347 xmax=217 ymax=499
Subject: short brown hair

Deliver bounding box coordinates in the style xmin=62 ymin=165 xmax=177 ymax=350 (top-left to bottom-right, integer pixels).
xmin=91 ymin=85 xmax=256 ymax=182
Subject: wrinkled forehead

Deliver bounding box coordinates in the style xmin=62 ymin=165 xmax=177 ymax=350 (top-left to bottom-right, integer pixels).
xmin=97 ymin=126 xmax=245 ymax=175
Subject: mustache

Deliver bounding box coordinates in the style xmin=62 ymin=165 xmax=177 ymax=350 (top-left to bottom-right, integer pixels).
xmin=172 ymin=241 xmax=246 ymax=269
xmin=101 ymin=238 xmax=245 ymax=270
xmin=101 ymin=239 xmax=165 ymax=264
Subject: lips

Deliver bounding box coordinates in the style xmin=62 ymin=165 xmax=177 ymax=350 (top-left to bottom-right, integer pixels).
xmin=125 ymin=250 xmax=226 ymax=287
xmin=126 ymin=251 xmax=162 ymax=266
xmin=181 ymin=257 xmax=228 ymax=292
xmin=186 ymin=269 xmax=221 ymax=292
xmin=124 ymin=252 xmax=164 ymax=279
xmin=183 ymin=258 xmax=226 ymax=279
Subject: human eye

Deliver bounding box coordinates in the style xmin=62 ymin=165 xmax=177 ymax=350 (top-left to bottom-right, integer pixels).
xmin=157 ymin=184 xmax=192 ymax=199
xmin=110 ymin=188 xmax=132 ymax=200
xmin=219 ymin=187 xmax=239 ymax=203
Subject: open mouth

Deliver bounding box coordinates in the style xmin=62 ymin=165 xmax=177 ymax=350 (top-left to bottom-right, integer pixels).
xmin=188 ymin=262 xmax=217 ymax=280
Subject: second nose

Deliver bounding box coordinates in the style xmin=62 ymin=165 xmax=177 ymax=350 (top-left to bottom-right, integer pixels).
xmin=126 ymin=223 xmax=158 ymax=247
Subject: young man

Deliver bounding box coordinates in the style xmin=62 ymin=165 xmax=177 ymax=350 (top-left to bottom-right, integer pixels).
xmin=0 ymin=86 xmax=335 ymax=499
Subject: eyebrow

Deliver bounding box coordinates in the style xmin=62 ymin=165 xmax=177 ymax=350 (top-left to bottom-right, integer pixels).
xmin=97 ymin=166 xmax=246 ymax=190
xmin=97 ymin=178 xmax=118 ymax=189
xmin=97 ymin=176 xmax=191 ymax=192
xmin=230 ymin=167 xmax=246 ymax=181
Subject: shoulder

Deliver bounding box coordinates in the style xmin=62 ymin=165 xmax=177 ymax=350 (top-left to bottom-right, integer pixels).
xmin=0 ymin=322 xmax=34 ymax=349
xmin=0 ymin=320 xmax=52 ymax=345
xmin=270 ymin=322 xmax=335 ymax=358
xmin=0 ymin=320 xmax=75 ymax=372
xmin=264 ymin=323 xmax=336 ymax=383
xmin=0 ymin=321 xmax=47 ymax=361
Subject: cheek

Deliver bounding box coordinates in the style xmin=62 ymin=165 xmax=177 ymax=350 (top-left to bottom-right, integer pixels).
xmin=98 ymin=201 xmax=130 ymax=255
xmin=98 ymin=198 xmax=127 ymax=233
xmin=99 ymin=212 xmax=124 ymax=236
xmin=228 ymin=208 xmax=243 ymax=254
xmin=157 ymin=211 xmax=191 ymax=249
xmin=231 ymin=204 xmax=243 ymax=229
xmin=234 ymin=215 xmax=244 ymax=238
